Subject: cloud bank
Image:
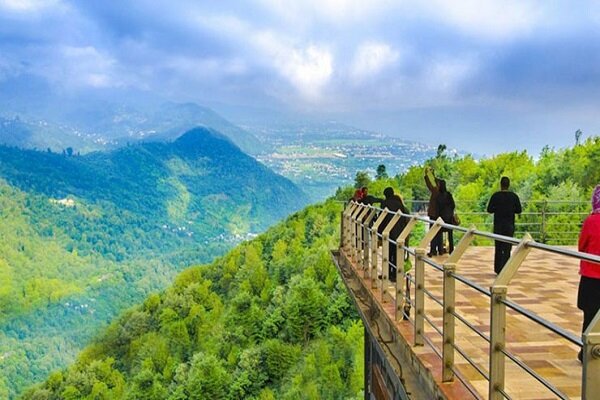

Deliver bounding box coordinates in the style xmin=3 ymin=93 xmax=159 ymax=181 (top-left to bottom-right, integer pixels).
xmin=1 ymin=0 xmax=599 ymax=153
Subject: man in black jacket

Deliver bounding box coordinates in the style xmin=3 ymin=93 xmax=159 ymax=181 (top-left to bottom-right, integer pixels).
xmin=487 ymin=177 xmax=522 ymax=273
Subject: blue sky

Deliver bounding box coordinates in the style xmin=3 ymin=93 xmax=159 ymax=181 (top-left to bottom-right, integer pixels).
xmin=1 ymin=0 xmax=600 ymax=154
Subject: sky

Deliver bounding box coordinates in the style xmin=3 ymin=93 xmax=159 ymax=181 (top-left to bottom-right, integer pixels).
xmin=1 ymin=0 xmax=600 ymax=154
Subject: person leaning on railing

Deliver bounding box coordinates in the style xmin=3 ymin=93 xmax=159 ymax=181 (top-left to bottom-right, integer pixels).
xmin=378 ymin=187 xmax=409 ymax=282
xmin=577 ymin=184 xmax=600 ymax=362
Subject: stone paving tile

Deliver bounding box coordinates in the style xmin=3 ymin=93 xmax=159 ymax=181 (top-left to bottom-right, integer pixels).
xmin=350 ymin=245 xmax=584 ymax=399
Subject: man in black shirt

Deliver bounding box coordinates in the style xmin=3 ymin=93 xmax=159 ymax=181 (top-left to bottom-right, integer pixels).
xmin=487 ymin=177 xmax=522 ymax=273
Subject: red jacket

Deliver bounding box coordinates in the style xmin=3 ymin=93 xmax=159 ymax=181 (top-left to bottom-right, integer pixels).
xmin=579 ymin=213 xmax=600 ymax=279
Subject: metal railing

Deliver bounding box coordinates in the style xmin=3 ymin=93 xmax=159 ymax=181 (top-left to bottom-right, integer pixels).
xmin=405 ymin=199 xmax=589 ymax=245
xmin=341 ymin=201 xmax=600 ymax=400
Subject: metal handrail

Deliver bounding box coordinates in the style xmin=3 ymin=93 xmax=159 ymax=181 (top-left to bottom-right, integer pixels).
xmin=401 ymin=198 xmax=589 ymax=245
xmin=343 ymin=201 xmax=600 ymax=400
xmin=501 ymin=298 xmax=582 ymax=346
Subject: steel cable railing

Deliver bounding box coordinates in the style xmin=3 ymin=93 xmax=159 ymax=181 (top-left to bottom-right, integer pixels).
xmin=341 ymin=201 xmax=600 ymax=400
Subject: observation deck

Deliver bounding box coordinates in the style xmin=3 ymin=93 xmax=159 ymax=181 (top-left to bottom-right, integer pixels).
xmin=332 ymin=202 xmax=600 ymax=400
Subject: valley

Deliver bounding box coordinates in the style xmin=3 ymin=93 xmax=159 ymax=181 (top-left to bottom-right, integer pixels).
xmin=0 ymin=127 xmax=306 ymax=398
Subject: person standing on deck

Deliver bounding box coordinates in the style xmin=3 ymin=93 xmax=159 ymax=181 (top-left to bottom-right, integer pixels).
xmin=487 ymin=176 xmax=522 ymax=274
xmin=436 ymin=179 xmax=456 ymax=254
xmin=424 ymin=166 xmax=443 ymax=256
xmin=577 ymin=184 xmax=600 ymax=361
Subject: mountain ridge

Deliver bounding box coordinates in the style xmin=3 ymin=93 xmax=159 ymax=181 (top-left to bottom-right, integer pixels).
xmin=0 ymin=126 xmax=306 ymax=398
xmin=0 ymin=97 xmax=266 ymax=156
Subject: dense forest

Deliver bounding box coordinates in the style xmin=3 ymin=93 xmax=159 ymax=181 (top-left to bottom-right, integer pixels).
xmin=19 ymin=137 xmax=600 ymax=399
xmin=19 ymin=199 xmax=363 ymax=400
xmin=0 ymin=128 xmax=306 ymax=398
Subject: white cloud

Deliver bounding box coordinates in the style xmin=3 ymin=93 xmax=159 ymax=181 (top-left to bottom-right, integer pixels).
xmin=191 ymin=13 xmax=334 ymax=100
xmin=54 ymin=46 xmax=119 ymax=88
xmin=281 ymin=45 xmax=333 ymax=99
xmin=350 ymin=42 xmax=399 ymax=81
xmin=254 ymin=32 xmax=333 ymax=99
xmin=422 ymin=0 xmax=540 ymax=40
xmin=423 ymin=56 xmax=478 ymax=101
xmin=163 ymin=56 xmax=247 ymax=78
xmin=0 ymin=0 xmax=63 ymax=13
xmin=257 ymin=0 xmax=394 ymax=25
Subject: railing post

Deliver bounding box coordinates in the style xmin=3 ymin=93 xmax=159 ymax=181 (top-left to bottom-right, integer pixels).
xmin=395 ymin=217 xmax=418 ymax=321
xmin=489 ymin=233 xmax=533 ymax=400
xmin=442 ymin=225 xmax=476 ymax=382
xmin=346 ymin=204 xmax=355 ymax=255
xmin=414 ymin=248 xmax=426 ymax=346
xmin=380 ymin=211 xmax=401 ymax=303
xmin=442 ymin=262 xmax=456 ymax=382
xmin=489 ymin=285 xmax=508 ymax=400
xmin=356 ymin=206 xmax=368 ymax=265
xmin=411 ymin=217 xmax=443 ymax=347
xmin=362 ymin=209 xmax=377 ymax=274
xmin=354 ymin=207 xmax=368 ymax=264
xmin=381 ymin=232 xmax=389 ymax=301
xmin=541 ymin=200 xmax=547 ymax=243
xmin=370 ymin=223 xmax=378 ymax=282
xmin=370 ymin=210 xmax=388 ymax=287
xmin=340 ymin=209 xmax=344 ymax=249
xmin=582 ymin=310 xmax=600 ymax=400
xmin=350 ymin=205 xmax=364 ymax=263
xmin=342 ymin=203 xmax=355 ymax=252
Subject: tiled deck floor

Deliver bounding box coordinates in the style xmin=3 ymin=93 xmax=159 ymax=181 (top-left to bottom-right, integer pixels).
xmin=350 ymin=245 xmax=583 ymax=400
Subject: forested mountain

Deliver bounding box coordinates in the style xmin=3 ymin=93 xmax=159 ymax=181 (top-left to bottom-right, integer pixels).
xmin=0 ymin=127 xmax=306 ymax=398
xmin=19 ymin=199 xmax=363 ymax=400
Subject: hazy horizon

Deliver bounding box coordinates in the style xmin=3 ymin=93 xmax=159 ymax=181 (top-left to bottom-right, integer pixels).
xmin=1 ymin=1 xmax=600 ymax=155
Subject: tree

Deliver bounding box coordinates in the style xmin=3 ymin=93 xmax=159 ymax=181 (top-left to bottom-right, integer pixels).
xmin=66 ymin=147 xmax=74 ymax=157
xmin=436 ymin=144 xmax=447 ymax=158
xmin=354 ymin=171 xmax=371 ymax=188
xmin=375 ymin=164 xmax=388 ymax=180
xmin=185 ymin=353 xmax=231 ymax=399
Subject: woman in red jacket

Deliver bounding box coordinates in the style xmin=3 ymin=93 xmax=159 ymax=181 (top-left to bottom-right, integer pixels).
xmin=578 ymin=185 xmax=600 ymax=361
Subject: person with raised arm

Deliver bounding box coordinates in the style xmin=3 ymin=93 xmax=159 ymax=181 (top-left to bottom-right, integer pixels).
xmin=424 ymin=166 xmax=443 ymax=256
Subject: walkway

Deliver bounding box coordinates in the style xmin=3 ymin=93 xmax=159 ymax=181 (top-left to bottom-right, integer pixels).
xmin=343 ymin=245 xmax=584 ymax=399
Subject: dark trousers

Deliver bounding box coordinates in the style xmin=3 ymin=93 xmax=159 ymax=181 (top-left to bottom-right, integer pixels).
xmin=494 ymin=241 xmax=512 ymax=273
xmin=493 ymin=225 xmax=514 ymax=274
xmin=578 ymin=276 xmax=600 ymax=334
xmin=429 ymin=222 xmax=444 ymax=255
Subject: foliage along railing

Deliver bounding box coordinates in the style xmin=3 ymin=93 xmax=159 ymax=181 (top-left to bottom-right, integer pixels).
xmin=341 ymin=201 xmax=600 ymax=400
xmin=404 ymin=199 xmax=589 ymax=245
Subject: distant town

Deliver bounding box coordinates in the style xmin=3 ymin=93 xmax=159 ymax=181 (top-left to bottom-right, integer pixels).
xmin=249 ymin=122 xmax=439 ymax=200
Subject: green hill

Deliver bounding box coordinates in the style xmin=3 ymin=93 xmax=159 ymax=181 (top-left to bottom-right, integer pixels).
xmin=0 ymin=127 xmax=307 ymax=398
xmin=17 ymin=199 xmax=364 ymax=400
